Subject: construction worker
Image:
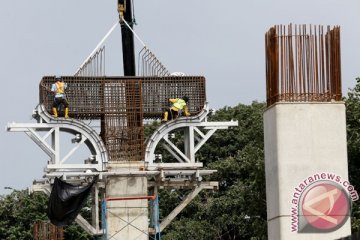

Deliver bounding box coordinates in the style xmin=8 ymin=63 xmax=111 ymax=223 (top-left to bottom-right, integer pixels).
xmin=162 ymin=96 xmax=190 ymax=122
xmin=51 ymin=76 xmax=69 ymax=118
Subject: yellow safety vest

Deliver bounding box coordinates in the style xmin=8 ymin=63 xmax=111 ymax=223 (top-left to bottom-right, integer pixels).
xmin=172 ymin=99 xmax=186 ymax=111
xmin=55 ymin=82 xmax=65 ymax=94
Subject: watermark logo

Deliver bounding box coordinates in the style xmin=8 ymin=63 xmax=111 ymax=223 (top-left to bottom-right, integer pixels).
xmin=291 ymin=173 xmax=358 ymax=233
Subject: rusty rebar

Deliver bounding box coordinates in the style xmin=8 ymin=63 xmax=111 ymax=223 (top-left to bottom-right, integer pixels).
xmin=75 ymin=46 xmax=106 ymax=77
xmin=39 ymin=76 xmax=206 ymax=162
xmin=33 ymin=221 xmax=64 ymax=240
xmin=137 ymin=47 xmax=170 ymax=76
xmin=265 ymin=24 xmax=342 ymax=107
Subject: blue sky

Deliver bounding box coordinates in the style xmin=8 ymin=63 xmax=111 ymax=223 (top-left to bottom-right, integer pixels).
xmin=1 ymin=0 xmax=360 ymax=194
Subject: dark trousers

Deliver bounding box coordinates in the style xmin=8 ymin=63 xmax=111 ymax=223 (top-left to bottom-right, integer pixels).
xmin=164 ymin=108 xmax=179 ymax=121
xmin=52 ymin=97 xmax=69 ymax=109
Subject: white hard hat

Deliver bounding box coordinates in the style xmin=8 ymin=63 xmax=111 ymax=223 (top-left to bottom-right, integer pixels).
xmin=170 ymin=72 xmax=186 ymax=76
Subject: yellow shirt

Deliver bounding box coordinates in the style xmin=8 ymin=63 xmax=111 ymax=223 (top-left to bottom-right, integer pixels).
xmin=169 ymin=98 xmax=190 ymax=116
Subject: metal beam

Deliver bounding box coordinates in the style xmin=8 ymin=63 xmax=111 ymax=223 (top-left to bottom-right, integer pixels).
xmin=75 ymin=214 xmax=102 ymax=236
xmin=160 ymin=185 xmax=204 ymax=232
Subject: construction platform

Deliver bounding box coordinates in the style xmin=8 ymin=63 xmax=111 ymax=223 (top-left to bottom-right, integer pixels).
xmin=39 ymin=75 xmax=206 ymax=162
xmin=7 ymin=75 xmax=238 ymax=238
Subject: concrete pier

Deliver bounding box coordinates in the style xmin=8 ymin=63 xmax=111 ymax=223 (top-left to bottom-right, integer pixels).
xmin=264 ymin=102 xmax=351 ymax=240
xmin=106 ymin=169 xmax=149 ymax=239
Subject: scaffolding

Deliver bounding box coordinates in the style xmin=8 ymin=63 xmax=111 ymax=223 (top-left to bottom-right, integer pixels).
xmin=101 ymin=195 xmax=161 ymax=240
xmin=4 ymin=0 xmax=242 ymax=235
xmin=7 ymin=75 xmax=238 ymax=238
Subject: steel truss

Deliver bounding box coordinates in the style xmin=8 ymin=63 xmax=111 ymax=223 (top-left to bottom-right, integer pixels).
xmin=7 ymin=102 xmax=238 ymax=238
xmin=7 ymin=104 xmax=108 ymax=172
xmin=145 ymin=102 xmax=238 ymax=169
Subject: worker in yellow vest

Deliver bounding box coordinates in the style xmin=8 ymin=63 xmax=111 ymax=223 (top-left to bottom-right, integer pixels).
xmin=51 ymin=76 xmax=69 ymax=118
xmin=162 ymin=96 xmax=190 ymax=122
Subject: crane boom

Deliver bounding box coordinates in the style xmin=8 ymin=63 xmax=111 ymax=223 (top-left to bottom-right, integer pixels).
xmin=118 ymin=0 xmax=136 ymax=76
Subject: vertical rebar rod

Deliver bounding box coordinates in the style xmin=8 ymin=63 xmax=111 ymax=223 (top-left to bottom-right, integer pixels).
xmin=265 ymin=24 xmax=341 ymax=106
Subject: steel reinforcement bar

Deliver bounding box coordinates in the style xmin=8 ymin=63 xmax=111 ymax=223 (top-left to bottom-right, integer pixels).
xmin=40 ymin=76 xmax=206 ymax=119
xmin=39 ymin=76 xmax=206 ymax=162
xmin=265 ymin=24 xmax=342 ymax=107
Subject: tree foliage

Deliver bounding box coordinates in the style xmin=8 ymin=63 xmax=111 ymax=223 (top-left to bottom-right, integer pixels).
xmin=345 ymin=77 xmax=360 ymax=233
xmin=0 ymin=190 xmax=47 ymax=240
xmin=0 ymin=189 xmax=91 ymax=239
xmin=161 ymin=101 xmax=267 ymax=239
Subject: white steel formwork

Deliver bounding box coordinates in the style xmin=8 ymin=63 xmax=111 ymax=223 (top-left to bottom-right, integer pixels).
xmin=145 ymin=103 xmax=238 ymax=168
xmin=7 ymin=102 xmax=238 ymax=239
xmin=7 ymin=104 xmax=108 ymax=173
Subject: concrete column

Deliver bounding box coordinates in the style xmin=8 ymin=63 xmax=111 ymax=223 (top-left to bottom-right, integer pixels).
xmin=264 ymin=102 xmax=352 ymax=240
xmin=106 ymin=175 xmax=148 ymax=240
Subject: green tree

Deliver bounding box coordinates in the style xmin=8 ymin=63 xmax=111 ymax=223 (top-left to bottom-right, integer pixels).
xmin=0 ymin=189 xmax=92 ymax=239
xmin=0 ymin=190 xmax=47 ymax=240
xmin=161 ymin=102 xmax=267 ymax=239
xmin=345 ymin=77 xmax=360 ymax=233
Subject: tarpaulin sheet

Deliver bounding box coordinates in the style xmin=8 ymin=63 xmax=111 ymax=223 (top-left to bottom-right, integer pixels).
xmin=47 ymin=177 xmax=97 ymax=226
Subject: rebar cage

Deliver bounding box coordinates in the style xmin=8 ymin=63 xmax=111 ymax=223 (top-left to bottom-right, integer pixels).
xmin=39 ymin=76 xmax=206 ymax=162
xmin=265 ymin=24 xmax=342 ymax=107
xmin=33 ymin=221 xmax=64 ymax=240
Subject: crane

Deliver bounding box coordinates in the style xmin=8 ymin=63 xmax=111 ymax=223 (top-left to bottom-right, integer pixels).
xmin=118 ymin=0 xmax=136 ymax=76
